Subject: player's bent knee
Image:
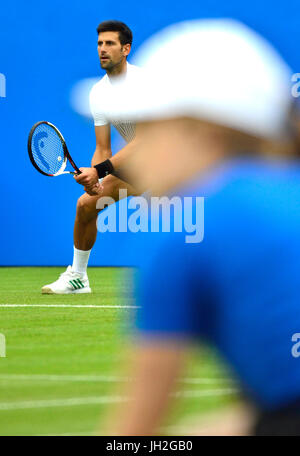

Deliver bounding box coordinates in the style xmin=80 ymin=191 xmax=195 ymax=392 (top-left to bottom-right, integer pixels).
xmin=76 ymin=193 xmax=99 ymax=222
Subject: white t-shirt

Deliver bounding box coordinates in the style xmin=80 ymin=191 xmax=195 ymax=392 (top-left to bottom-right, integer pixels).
xmin=89 ymin=62 xmax=140 ymax=143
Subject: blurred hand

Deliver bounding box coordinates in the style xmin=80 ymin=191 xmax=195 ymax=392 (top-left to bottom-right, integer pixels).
xmin=74 ymin=167 xmax=99 ymax=187
xmin=84 ymin=181 xmax=104 ymax=196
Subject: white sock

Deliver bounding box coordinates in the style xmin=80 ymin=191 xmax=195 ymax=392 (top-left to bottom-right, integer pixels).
xmin=72 ymin=247 xmax=91 ymax=275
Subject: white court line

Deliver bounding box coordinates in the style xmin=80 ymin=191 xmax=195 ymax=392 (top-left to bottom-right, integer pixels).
xmin=0 ymin=389 xmax=238 ymax=411
xmin=0 ymin=304 xmax=138 ymax=309
xmin=0 ymin=373 xmax=233 ymax=385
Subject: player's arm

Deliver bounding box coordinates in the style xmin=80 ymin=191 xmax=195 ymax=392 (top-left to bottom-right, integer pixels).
xmin=109 ymin=135 xmax=139 ymax=171
xmin=73 ymin=124 xmax=111 ymax=189
xmin=91 ymin=124 xmax=112 ymax=166
xmin=74 ymin=133 xmax=140 ymax=189
xmin=91 ymin=136 xmax=140 ymax=184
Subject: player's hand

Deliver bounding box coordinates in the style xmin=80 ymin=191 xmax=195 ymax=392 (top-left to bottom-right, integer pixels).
xmin=74 ymin=167 xmax=99 ymax=187
xmin=84 ymin=181 xmax=104 ymax=196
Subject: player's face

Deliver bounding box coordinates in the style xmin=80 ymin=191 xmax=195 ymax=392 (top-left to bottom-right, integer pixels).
xmin=97 ymin=31 xmax=130 ymax=71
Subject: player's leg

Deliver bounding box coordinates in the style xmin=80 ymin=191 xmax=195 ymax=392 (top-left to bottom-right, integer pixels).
xmin=74 ymin=174 xmax=137 ymax=250
xmin=41 ymin=175 xmax=137 ymax=294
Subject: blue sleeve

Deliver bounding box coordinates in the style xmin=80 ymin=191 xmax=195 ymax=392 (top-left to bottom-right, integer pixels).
xmin=134 ymin=233 xmax=212 ymax=340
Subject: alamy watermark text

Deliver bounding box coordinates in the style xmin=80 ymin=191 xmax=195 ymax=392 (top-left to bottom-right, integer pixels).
xmin=96 ymin=190 xmax=204 ymax=244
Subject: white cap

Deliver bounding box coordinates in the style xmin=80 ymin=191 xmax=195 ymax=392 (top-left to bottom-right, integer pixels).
xmin=108 ymin=19 xmax=293 ymax=140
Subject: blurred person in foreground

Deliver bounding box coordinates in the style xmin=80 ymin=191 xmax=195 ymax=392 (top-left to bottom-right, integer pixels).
xmin=103 ymin=19 xmax=300 ymax=435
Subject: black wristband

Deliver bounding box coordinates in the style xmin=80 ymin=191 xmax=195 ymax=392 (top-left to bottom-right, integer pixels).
xmin=94 ymin=159 xmax=114 ymax=179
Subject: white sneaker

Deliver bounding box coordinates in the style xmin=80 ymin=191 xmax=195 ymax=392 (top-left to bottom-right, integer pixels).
xmin=41 ymin=266 xmax=92 ymax=294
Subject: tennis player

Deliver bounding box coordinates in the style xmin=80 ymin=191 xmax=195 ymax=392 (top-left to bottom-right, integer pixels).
xmin=42 ymin=20 xmax=140 ymax=294
xmin=103 ymin=20 xmax=300 ymax=435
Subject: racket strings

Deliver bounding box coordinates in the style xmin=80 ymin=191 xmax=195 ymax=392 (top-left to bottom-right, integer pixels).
xmin=30 ymin=123 xmax=65 ymax=175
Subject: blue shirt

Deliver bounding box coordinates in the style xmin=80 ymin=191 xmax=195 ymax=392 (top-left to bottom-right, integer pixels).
xmin=134 ymin=158 xmax=300 ymax=410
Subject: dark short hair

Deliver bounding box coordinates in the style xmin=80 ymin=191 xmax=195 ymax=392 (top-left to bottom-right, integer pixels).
xmin=96 ymin=20 xmax=133 ymax=46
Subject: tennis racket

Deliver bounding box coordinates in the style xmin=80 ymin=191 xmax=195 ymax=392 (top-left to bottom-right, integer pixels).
xmin=28 ymin=121 xmax=81 ymax=176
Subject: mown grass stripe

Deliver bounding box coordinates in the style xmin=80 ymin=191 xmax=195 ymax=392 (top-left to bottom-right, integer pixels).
xmin=0 ymin=374 xmax=233 ymax=384
xmin=0 ymin=389 xmax=237 ymax=411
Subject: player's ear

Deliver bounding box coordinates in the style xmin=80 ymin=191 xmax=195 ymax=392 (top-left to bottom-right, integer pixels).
xmin=123 ymin=43 xmax=131 ymax=57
